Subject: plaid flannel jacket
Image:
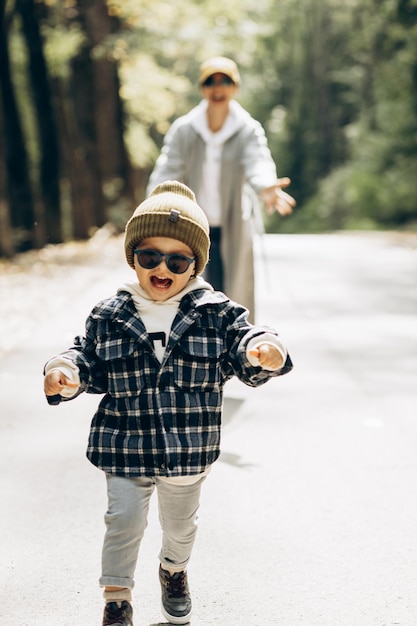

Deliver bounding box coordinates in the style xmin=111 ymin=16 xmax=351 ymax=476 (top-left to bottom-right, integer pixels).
xmin=62 ymin=289 xmax=293 ymax=477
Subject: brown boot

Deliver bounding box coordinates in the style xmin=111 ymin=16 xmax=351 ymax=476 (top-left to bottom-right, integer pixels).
xmin=102 ymin=601 xmax=133 ymax=626
xmin=159 ymin=565 xmax=192 ymax=624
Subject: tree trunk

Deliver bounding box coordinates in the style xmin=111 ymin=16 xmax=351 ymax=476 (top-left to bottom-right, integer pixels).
xmin=0 ymin=104 xmax=14 ymax=258
xmin=79 ymin=0 xmax=135 ymax=214
xmin=52 ymin=73 xmax=102 ymax=240
xmin=0 ymin=12 xmax=35 ymax=251
xmin=69 ymin=47 xmax=107 ymax=234
xmin=16 ymin=0 xmax=62 ymax=245
xmin=0 ymin=3 xmax=14 ymax=257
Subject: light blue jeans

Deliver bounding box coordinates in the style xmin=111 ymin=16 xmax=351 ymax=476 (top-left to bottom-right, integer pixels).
xmin=100 ymin=473 xmax=206 ymax=589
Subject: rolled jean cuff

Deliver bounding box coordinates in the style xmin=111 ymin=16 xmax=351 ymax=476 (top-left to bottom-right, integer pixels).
xmin=159 ymin=557 xmax=190 ymax=574
xmin=100 ymin=575 xmax=134 ymax=590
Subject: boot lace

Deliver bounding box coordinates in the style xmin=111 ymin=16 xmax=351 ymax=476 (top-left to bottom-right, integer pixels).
xmin=103 ymin=602 xmax=129 ymax=625
xmin=166 ymin=572 xmax=187 ymax=598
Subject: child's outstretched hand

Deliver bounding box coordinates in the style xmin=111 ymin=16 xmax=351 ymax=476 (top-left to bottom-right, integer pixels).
xmin=248 ymin=344 xmax=285 ymax=370
xmin=44 ymin=369 xmax=79 ymax=396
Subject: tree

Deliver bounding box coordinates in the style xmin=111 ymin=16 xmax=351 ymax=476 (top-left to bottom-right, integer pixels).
xmin=58 ymin=0 xmax=135 ymax=236
xmin=248 ymin=1 xmax=356 ymax=213
xmin=308 ymin=0 xmax=417 ymax=230
xmin=80 ymin=0 xmax=134 ymax=215
xmin=0 ymin=3 xmax=36 ymax=251
xmin=0 ymin=0 xmax=13 ymax=257
xmin=16 ymin=0 xmax=62 ymax=245
xmin=0 ymin=52 xmax=13 ymax=256
xmin=2 ymin=0 xmax=416 ymax=257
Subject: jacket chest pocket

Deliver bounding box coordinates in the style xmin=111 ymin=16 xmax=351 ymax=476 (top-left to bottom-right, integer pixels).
xmin=174 ymin=331 xmax=223 ymax=392
xmin=95 ymin=335 xmax=147 ymax=396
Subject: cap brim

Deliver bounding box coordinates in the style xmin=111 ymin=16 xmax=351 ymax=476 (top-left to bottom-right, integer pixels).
xmin=199 ymin=68 xmax=239 ymax=85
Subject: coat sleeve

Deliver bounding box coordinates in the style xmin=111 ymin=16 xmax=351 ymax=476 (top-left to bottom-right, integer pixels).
xmin=68 ymin=315 xmax=109 ymax=394
xmin=48 ymin=313 xmax=109 ymax=398
xmin=234 ymin=330 xmax=293 ymax=387
xmin=147 ymin=120 xmax=188 ymax=195
xmin=220 ymin=305 xmax=293 ymax=387
xmin=240 ymin=119 xmax=278 ymax=193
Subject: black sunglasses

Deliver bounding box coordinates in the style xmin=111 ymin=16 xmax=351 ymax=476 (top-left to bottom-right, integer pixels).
xmin=203 ymin=75 xmax=234 ymax=87
xmin=134 ymin=249 xmax=196 ymax=274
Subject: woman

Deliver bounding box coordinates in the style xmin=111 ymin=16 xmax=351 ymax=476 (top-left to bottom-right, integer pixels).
xmin=147 ymin=56 xmax=295 ymax=321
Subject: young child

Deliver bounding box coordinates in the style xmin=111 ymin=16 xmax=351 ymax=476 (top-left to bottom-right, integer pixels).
xmin=43 ymin=180 xmax=293 ymax=626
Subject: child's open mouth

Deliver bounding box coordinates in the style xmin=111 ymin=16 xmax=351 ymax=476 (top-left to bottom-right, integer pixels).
xmin=151 ymin=276 xmax=173 ymax=289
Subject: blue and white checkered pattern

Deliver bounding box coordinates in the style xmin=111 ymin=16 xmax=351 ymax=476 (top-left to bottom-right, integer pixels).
xmin=61 ymin=289 xmax=292 ymax=477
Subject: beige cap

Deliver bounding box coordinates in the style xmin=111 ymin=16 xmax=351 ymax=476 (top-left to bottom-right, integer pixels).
xmin=199 ymin=56 xmax=241 ymax=86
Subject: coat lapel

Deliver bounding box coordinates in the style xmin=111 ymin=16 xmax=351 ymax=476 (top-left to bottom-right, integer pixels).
xmin=112 ymin=294 xmax=155 ymax=354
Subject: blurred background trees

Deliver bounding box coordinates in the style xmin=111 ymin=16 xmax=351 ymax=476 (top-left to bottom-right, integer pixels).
xmin=1 ymin=0 xmax=416 ymax=257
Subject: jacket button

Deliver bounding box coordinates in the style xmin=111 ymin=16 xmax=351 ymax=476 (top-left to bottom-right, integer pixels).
xmin=160 ymin=463 xmax=166 ymax=469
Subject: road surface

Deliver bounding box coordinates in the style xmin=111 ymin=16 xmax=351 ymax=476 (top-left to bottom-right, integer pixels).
xmin=0 ymin=231 xmax=416 ymax=625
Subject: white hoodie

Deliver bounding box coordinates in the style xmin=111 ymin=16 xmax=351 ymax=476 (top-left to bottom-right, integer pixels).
xmin=119 ymin=276 xmax=213 ymax=362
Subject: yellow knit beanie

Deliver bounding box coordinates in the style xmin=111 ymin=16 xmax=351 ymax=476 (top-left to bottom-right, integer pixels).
xmin=125 ymin=181 xmax=210 ymax=275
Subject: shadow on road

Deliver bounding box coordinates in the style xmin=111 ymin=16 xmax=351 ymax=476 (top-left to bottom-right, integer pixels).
xmin=149 ymin=623 xmax=190 ymax=626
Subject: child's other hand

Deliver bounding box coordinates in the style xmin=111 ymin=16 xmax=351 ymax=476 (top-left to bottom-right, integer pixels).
xmin=248 ymin=344 xmax=285 ymax=370
xmin=44 ymin=369 xmax=79 ymax=396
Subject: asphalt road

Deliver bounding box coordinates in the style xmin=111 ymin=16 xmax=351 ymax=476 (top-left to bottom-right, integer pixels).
xmin=1 ymin=232 xmax=416 ymax=626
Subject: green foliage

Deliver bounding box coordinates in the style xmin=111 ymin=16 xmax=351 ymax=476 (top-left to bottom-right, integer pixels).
xmin=106 ymin=0 xmax=273 ymax=165
xmin=119 ymin=55 xmax=191 ymax=167
xmin=3 ymin=0 xmax=417 ymax=257
xmin=301 ymin=0 xmax=417 ymax=231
